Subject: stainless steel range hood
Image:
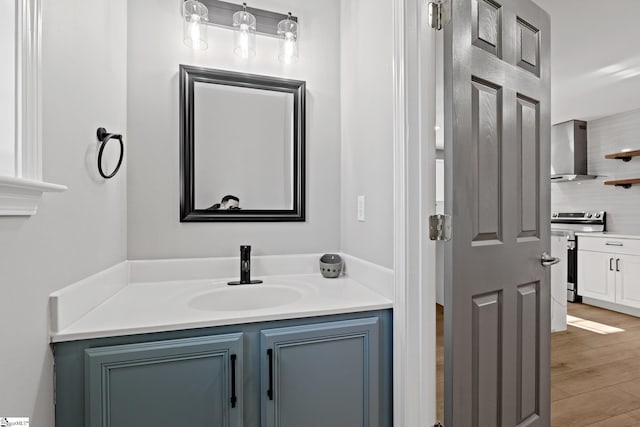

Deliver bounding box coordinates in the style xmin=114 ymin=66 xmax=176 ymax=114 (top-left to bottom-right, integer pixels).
xmin=551 ymin=120 xmax=597 ymax=182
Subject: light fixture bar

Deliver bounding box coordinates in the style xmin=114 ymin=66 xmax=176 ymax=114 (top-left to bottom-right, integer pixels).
xmin=191 ymin=0 xmax=297 ymax=38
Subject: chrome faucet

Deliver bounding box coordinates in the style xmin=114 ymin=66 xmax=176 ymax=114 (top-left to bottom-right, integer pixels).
xmin=228 ymin=245 xmax=263 ymax=285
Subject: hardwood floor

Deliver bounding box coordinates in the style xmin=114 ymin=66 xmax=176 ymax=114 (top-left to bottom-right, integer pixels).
xmin=436 ymin=303 xmax=640 ymax=426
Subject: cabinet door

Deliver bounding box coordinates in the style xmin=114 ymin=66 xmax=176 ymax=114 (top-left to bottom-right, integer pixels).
xmin=616 ymin=255 xmax=640 ymax=308
xmin=578 ymin=251 xmax=616 ymax=302
xmin=85 ymin=333 xmax=243 ymax=427
xmin=261 ymin=317 xmax=380 ymax=427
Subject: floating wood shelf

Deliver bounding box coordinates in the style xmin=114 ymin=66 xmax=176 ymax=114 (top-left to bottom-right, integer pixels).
xmin=604 ymin=178 xmax=640 ymax=189
xmin=605 ymin=150 xmax=640 ymax=162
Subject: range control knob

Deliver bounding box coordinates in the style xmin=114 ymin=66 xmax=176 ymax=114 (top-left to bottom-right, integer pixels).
xmin=587 ymin=213 xmax=593 ymax=218
xmin=595 ymin=213 xmax=601 ymax=218
xmin=553 ymin=213 xmax=558 ymax=218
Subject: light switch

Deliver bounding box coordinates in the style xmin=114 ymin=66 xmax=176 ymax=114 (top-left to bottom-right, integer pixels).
xmin=357 ymin=196 xmax=366 ymax=222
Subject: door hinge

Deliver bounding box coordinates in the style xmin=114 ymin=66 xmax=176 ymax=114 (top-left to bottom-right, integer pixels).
xmin=429 ymin=214 xmax=452 ymax=241
xmin=428 ymin=1 xmax=451 ymax=30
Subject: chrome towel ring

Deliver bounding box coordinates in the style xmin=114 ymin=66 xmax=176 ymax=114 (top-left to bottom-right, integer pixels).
xmin=96 ymin=127 xmax=124 ymax=179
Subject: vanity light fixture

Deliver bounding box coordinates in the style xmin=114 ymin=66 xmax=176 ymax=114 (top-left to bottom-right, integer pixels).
xmin=181 ymin=0 xmax=299 ymax=64
xmin=183 ymin=0 xmax=209 ymax=50
xmin=233 ymin=3 xmax=256 ymax=58
xmin=277 ymin=13 xmax=299 ymax=64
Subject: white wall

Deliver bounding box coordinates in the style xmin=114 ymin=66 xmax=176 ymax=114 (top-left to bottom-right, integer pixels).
xmin=339 ymin=0 xmax=394 ymax=269
xmin=0 ymin=0 xmax=15 ymax=176
xmin=127 ymin=0 xmax=342 ymax=259
xmin=551 ymin=109 xmax=640 ymax=234
xmin=0 ymin=0 xmax=127 ymax=424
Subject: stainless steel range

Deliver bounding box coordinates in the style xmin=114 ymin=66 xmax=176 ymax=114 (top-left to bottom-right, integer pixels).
xmin=551 ymin=212 xmax=606 ymax=302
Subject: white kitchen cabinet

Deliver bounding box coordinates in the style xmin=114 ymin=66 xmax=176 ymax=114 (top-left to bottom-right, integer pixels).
xmin=578 ymin=250 xmax=616 ymax=303
xmin=578 ymin=234 xmax=640 ymax=313
xmin=616 ymin=255 xmax=640 ymax=309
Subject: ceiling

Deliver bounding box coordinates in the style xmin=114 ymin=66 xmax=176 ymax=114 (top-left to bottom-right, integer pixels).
xmin=533 ymin=0 xmax=640 ymax=123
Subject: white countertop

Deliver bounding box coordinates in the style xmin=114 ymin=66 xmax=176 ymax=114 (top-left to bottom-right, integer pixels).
xmin=576 ymin=232 xmax=640 ymax=240
xmin=51 ymin=274 xmax=391 ymax=343
xmin=49 ymin=255 xmax=394 ymax=343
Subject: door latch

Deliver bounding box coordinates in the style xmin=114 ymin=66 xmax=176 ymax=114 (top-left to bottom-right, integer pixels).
xmin=429 ymin=214 xmax=452 ymax=241
xmin=428 ymin=0 xmax=451 ymax=30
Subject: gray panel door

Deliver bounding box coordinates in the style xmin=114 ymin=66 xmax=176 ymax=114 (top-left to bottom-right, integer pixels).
xmin=84 ymin=333 xmax=243 ymax=427
xmin=443 ymin=0 xmax=551 ymax=425
xmin=260 ymin=318 xmax=380 ymax=427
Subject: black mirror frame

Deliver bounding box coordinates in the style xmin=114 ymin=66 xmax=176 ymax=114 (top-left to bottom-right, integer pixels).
xmin=179 ymin=65 xmax=306 ymax=222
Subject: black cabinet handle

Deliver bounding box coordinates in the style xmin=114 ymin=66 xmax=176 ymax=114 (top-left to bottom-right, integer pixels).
xmin=610 ymin=258 xmax=615 ymax=271
xmin=230 ymin=354 xmax=237 ymax=408
xmin=617 ymin=258 xmax=621 ymax=272
xmin=267 ymin=349 xmax=274 ymax=400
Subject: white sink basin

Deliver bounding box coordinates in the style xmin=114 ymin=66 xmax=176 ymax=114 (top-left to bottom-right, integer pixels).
xmin=189 ymin=284 xmax=307 ymax=312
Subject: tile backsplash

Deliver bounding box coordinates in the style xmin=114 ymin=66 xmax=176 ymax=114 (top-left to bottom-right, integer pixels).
xmin=551 ymin=108 xmax=640 ymax=235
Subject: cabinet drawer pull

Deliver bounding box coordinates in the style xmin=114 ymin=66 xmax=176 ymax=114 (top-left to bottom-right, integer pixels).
xmin=267 ymin=349 xmax=274 ymax=400
xmin=606 ymin=242 xmax=624 ymax=247
xmin=230 ymin=354 xmax=237 ymax=408
xmin=617 ymin=258 xmax=621 ymax=272
xmin=610 ymin=258 xmax=614 ymax=271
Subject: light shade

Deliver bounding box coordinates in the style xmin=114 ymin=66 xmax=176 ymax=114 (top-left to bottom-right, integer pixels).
xmin=183 ymin=0 xmax=209 ymax=50
xmin=233 ymin=4 xmax=256 ymax=59
xmin=277 ymin=13 xmax=299 ymax=64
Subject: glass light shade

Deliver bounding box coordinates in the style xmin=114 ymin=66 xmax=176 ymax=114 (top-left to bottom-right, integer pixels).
xmin=233 ymin=9 xmax=256 ymax=58
xmin=183 ymin=0 xmax=209 ymax=50
xmin=277 ymin=15 xmax=299 ymax=64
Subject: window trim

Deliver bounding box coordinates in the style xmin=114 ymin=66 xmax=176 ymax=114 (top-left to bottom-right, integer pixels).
xmin=0 ymin=0 xmax=67 ymax=217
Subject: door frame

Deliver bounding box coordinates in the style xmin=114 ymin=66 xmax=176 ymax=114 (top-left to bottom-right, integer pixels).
xmin=392 ymin=0 xmax=438 ymax=425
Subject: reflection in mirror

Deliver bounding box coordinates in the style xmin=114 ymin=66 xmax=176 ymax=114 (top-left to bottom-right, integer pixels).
xmin=194 ymin=84 xmax=294 ymax=211
xmin=180 ymin=66 xmax=305 ymax=222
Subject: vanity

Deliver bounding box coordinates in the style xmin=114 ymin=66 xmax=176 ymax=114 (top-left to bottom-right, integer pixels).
xmin=50 ymin=256 xmax=394 ymax=427
xmin=50 ymin=20 xmax=395 ymax=426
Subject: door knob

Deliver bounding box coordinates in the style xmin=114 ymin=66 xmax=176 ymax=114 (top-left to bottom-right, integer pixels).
xmin=541 ymin=252 xmax=560 ymax=267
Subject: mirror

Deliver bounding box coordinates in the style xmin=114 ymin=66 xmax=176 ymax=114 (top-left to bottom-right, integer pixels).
xmin=180 ymin=66 xmax=306 ymax=222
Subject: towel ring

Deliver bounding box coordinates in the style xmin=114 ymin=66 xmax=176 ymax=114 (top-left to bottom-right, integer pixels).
xmin=96 ymin=127 xmax=124 ymax=179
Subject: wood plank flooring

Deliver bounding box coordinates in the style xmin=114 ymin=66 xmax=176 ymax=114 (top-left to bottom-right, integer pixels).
xmin=436 ymin=303 xmax=640 ymax=426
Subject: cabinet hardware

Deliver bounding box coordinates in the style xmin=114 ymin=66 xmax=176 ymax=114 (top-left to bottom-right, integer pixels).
xmin=267 ymin=349 xmax=274 ymax=400
xmin=230 ymin=354 xmax=237 ymax=408
xmin=609 ymin=258 xmax=614 ymax=271
xmin=606 ymin=242 xmax=624 ymax=247
xmin=616 ymin=258 xmax=621 ymax=272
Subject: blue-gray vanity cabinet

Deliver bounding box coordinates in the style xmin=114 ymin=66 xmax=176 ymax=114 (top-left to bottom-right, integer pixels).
xmin=84 ymin=333 xmax=243 ymax=427
xmin=261 ymin=318 xmax=380 ymax=427
xmin=54 ymin=310 xmax=392 ymax=427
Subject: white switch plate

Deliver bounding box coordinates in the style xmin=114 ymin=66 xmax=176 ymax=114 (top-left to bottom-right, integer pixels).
xmin=357 ymin=196 xmax=366 ymax=222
